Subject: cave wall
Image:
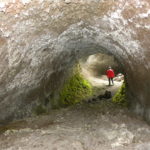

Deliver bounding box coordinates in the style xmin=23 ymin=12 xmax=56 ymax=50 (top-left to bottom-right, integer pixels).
xmin=0 ymin=0 xmax=150 ymax=122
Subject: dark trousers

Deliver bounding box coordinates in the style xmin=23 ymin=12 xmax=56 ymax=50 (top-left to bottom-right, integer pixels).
xmin=108 ymin=78 xmax=114 ymax=85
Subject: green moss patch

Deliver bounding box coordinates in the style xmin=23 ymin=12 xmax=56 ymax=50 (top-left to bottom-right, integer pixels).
xmin=112 ymin=82 xmax=128 ymax=107
xmin=59 ymin=69 xmax=93 ymax=107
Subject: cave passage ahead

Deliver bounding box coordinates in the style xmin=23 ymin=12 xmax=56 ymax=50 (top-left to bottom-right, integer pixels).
xmin=54 ymin=52 xmax=125 ymax=108
xmin=78 ymin=53 xmax=125 ymax=104
xmin=0 ymin=0 xmax=150 ymax=124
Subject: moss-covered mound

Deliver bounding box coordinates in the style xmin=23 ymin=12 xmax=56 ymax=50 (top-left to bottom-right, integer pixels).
xmin=112 ymin=82 xmax=128 ymax=107
xmin=59 ymin=69 xmax=93 ymax=107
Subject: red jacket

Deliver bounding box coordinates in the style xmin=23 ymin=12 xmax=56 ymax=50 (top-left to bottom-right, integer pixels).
xmin=106 ymin=69 xmax=115 ymax=78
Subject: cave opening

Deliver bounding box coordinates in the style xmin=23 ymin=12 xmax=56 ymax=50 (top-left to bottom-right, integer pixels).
xmin=48 ymin=50 xmax=126 ymax=110
xmin=79 ymin=53 xmax=125 ymax=98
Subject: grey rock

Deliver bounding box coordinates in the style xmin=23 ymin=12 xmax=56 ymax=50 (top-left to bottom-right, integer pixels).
xmin=0 ymin=0 xmax=150 ymax=122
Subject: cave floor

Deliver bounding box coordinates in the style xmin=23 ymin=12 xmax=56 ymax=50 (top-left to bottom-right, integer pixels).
xmin=0 ymin=78 xmax=150 ymax=150
xmin=0 ymin=101 xmax=150 ymax=149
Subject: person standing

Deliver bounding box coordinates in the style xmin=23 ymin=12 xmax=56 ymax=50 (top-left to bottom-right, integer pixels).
xmin=106 ymin=66 xmax=115 ymax=86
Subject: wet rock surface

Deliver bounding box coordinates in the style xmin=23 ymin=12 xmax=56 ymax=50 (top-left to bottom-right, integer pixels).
xmin=0 ymin=0 xmax=150 ymax=122
xmin=0 ymin=101 xmax=150 ymax=150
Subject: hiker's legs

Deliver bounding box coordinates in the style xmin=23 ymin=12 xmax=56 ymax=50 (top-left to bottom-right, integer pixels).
xmin=108 ymin=78 xmax=111 ymax=85
xmin=111 ymin=78 xmax=114 ymax=85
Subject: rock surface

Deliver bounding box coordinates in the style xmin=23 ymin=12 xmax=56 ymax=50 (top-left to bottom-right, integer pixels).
xmin=0 ymin=100 xmax=150 ymax=150
xmin=0 ymin=0 xmax=150 ymax=122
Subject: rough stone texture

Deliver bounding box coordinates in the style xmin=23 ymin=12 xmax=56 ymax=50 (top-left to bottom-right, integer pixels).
xmin=0 ymin=0 xmax=150 ymax=122
xmin=1 ymin=101 xmax=150 ymax=150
